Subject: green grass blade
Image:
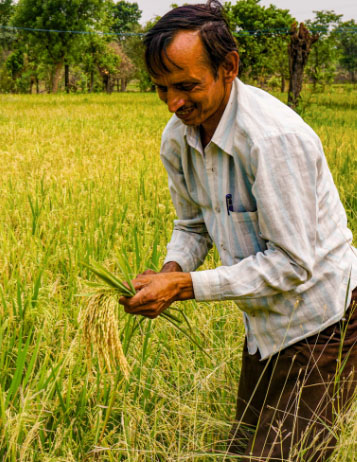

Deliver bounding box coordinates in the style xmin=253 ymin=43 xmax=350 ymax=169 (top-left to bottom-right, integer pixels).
xmin=161 ymin=312 xmax=212 ymax=360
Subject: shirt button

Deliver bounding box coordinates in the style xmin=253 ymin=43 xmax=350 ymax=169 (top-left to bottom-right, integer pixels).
xmin=215 ymin=206 xmax=220 ymax=213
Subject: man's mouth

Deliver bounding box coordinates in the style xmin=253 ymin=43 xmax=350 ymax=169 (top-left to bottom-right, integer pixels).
xmin=176 ymin=106 xmax=195 ymax=118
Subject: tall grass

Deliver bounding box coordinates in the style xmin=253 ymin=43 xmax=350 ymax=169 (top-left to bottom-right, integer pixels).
xmin=0 ymin=87 xmax=356 ymax=461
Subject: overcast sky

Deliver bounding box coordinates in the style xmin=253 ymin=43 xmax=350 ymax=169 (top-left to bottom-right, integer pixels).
xmin=136 ymin=0 xmax=357 ymax=24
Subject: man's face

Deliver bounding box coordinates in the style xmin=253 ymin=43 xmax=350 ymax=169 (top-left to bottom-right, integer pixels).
xmin=152 ymin=31 xmax=231 ymax=130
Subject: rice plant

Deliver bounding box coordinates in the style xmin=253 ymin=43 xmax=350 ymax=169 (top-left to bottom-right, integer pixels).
xmin=0 ymin=88 xmax=355 ymax=461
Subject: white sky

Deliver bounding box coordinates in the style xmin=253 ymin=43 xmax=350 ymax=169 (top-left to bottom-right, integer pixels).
xmin=135 ymin=0 xmax=357 ymax=25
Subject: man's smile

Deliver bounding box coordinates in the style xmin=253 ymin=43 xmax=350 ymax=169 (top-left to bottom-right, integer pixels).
xmin=176 ymin=105 xmax=195 ymax=119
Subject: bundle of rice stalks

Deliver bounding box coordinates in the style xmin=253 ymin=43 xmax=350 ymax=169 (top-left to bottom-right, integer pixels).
xmin=79 ymin=259 xmax=211 ymax=379
xmin=79 ymin=262 xmax=135 ymax=379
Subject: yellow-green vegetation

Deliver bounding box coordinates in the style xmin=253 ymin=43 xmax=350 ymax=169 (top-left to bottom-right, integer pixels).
xmin=0 ymin=87 xmax=356 ymax=461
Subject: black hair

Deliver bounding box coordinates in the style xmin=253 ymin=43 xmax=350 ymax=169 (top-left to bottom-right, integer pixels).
xmin=143 ymin=0 xmax=238 ymax=79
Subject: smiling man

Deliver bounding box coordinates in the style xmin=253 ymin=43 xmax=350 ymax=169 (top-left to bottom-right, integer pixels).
xmin=119 ymin=1 xmax=357 ymax=460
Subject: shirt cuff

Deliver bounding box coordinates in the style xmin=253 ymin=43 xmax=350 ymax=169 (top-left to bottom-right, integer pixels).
xmin=190 ymin=268 xmax=224 ymax=301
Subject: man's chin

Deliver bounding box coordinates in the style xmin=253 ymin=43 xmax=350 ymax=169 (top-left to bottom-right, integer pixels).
xmin=180 ymin=119 xmax=199 ymax=126
xmin=176 ymin=114 xmax=200 ymax=126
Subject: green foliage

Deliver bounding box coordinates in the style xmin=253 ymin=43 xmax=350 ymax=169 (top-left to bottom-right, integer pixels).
xmin=2 ymin=40 xmax=43 ymax=93
xmin=121 ymin=17 xmax=160 ymax=92
xmin=5 ymin=46 xmax=22 ymax=76
xmin=0 ymin=0 xmax=355 ymax=93
xmin=0 ymin=0 xmax=142 ymax=92
xmin=337 ymin=20 xmax=357 ymax=83
xmin=13 ymin=0 xmax=107 ymax=91
xmin=0 ymin=0 xmax=13 ymax=19
xmin=225 ymin=0 xmax=294 ymax=83
xmin=0 ymin=0 xmax=15 ymax=50
xmin=305 ymin=10 xmax=343 ymax=90
xmin=109 ymin=0 xmax=142 ymax=34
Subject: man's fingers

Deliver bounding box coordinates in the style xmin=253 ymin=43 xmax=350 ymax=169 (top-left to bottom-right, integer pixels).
xmin=119 ymin=288 xmax=152 ymax=308
xmin=119 ymin=295 xmax=130 ymax=306
xmin=131 ymin=274 xmax=157 ymax=291
xmin=123 ymin=301 xmax=164 ymax=318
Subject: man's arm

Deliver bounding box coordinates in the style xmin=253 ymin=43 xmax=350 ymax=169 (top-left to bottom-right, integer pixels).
xmin=191 ymin=132 xmax=325 ymax=302
xmin=120 ymin=131 xmax=207 ymax=318
xmin=159 ymin=136 xmax=213 ymax=273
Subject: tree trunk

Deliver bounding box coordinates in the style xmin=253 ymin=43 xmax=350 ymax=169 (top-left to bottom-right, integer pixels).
xmin=103 ymin=74 xmax=112 ymax=93
xmin=313 ymin=47 xmax=319 ymax=90
xmin=89 ymin=70 xmax=94 ymax=93
xmin=36 ymin=77 xmax=39 ymax=94
xmin=52 ymin=60 xmax=63 ymax=93
xmin=281 ymin=74 xmax=285 ymax=93
xmin=120 ymin=78 xmax=127 ymax=92
xmin=288 ymin=23 xmax=319 ymax=109
xmin=30 ymin=76 xmax=34 ymax=94
xmin=65 ymin=63 xmax=70 ymax=94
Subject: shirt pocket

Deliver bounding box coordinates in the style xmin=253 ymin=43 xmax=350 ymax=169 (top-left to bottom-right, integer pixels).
xmin=228 ymin=210 xmax=267 ymax=260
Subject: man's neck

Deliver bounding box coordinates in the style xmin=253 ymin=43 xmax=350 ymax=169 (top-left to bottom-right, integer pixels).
xmin=199 ymin=126 xmax=213 ymax=149
xmin=199 ymin=83 xmax=232 ymax=149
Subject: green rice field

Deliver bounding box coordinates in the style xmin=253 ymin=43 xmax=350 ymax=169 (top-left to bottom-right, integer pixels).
xmin=0 ymin=87 xmax=356 ymax=461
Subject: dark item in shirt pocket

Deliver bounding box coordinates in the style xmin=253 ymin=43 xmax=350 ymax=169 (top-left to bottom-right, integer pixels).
xmin=228 ymin=210 xmax=267 ymax=260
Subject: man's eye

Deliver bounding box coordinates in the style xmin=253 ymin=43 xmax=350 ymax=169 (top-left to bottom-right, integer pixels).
xmin=177 ymin=84 xmax=196 ymax=91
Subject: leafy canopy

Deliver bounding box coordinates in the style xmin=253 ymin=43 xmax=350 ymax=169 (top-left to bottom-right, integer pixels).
xmin=225 ymin=0 xmax=294 ymax=80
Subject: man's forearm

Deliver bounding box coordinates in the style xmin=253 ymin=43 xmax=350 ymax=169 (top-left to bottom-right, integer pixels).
xmin=172 ymin=272 xmax=195 ymax=300
xmin=161 ymin=261 xmax=194 ymax=300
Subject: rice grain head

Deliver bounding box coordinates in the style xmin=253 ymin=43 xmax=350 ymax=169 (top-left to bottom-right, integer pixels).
xmin=79 ymin=291 xmax=130 ymax=379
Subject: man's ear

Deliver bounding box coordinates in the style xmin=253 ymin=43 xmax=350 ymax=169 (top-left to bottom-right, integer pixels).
xmin=222 ymin=51 xmax=239 ymax=83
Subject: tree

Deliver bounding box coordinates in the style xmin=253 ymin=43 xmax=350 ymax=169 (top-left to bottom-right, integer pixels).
xmin=225 ymin=0 xmax=294 ymax=86
xmin=288 ymin=22 xmax=319 ymax=109
xmin=121 ymin=16 xmax=160 ymax=92
xmin=305 ymin=10 xmax=342 ymax=90
xmin=109 ymin=1 xmax=141 ymax=34
xmin=0 ymin=0 xmax=15 ymax=51
xmin=104 ymin=41 xmax=134 ymax=91
xmin=13 ymin=0 xmax=106 ymax=92
xmin=104 ymin=1 xmax=143 ymax=91
xmin=336 ymin=20 xmax=357 ymax=83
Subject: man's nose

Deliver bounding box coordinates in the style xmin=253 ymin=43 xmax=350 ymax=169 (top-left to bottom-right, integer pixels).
xmin=166 ymin=89 xmax=185 ymax=113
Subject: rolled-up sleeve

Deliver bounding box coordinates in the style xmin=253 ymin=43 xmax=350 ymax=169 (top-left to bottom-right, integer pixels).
xmin=161 ymin=138 xmax=212 ymax=273
xmin=191 ymin=133 xmax=319 ymax=303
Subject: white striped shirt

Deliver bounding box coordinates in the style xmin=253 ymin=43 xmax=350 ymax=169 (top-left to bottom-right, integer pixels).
xmin=161 ymin=78 xmax=357 ymax=359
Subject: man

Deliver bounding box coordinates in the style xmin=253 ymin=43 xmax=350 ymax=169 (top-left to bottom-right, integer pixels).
xmin=120 ymin=1 xmax=357 ymax=460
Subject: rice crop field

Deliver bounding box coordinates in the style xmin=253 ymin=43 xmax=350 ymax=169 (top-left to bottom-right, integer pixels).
xmin=0 ymin=86 xmax=356 ymax=461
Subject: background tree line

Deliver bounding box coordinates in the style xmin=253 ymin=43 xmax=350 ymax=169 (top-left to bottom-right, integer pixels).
xmin=0 ymin=0 xmax=356 ymax=94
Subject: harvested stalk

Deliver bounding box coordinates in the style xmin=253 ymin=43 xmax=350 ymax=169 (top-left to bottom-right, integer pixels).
xmin=79 ymin=260 xmax=211 ymax=377
xmin=79 ymin=291 xmax=130 ymax=379
xmin=79 ymin=261 xmax=135 ymax=379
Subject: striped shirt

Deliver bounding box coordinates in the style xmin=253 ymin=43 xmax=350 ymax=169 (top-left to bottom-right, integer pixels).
xmin=161 ymin=78 xmax=357 ymax=360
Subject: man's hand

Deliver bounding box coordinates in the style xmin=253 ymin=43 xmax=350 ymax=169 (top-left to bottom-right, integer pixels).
xmin=119 ymin=271 xmax=193 ymax=319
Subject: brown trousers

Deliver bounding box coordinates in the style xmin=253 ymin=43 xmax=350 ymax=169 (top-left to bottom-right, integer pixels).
xmin=228 ymin=287 xmax=357 ymax=461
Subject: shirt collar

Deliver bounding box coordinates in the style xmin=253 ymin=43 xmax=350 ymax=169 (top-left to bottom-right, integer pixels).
xmin=184 ymin=78 xmax=239 ymax=157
